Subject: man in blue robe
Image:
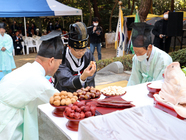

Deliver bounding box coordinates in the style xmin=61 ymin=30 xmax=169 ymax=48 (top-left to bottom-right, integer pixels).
xmin=0 ymin=23 xmax=16 ymax=76
xmin=127 ymin=23 xmax=172 ymax=86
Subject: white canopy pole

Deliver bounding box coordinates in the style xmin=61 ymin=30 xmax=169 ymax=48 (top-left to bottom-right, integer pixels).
xmin=24 ymin=17 xmax=27 ymax=38
xmin=63 ymin=17 xmax=64 ymax=28
xmin=81 ymin=14 xmax=83 ymax=22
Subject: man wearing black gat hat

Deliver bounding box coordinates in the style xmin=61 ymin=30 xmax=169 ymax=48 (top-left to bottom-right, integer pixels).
xmin=54 ymin=22 xmax=96 ymax=92
xmin=127 ymin=22 xmax=172 ymax=86
xmin=0 ymin=30 xmax=64 ymax=140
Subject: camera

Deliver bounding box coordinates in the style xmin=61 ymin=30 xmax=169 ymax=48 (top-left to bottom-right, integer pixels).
xmin=96 ymin=27 xmax=101 ymax=33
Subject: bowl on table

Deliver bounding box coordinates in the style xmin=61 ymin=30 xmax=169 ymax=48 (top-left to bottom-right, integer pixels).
xmin=102 ymin=91 xmax=127 ymax=98
xmin=63 ymin=112 xmax=85 ymax=131
xmin=50 ymin=103 xmax=67 ymax=117
xmin=147 ymin=83 xmax=161 ymax=98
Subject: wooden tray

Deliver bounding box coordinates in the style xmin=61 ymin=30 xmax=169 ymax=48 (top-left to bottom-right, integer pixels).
xmin=147 ymin=83 xmax=161 ymax=98
xmin=50 ymin=103 xmax=67 ymax=117
xmin=154 ymin=98 xmax=185 ymax=120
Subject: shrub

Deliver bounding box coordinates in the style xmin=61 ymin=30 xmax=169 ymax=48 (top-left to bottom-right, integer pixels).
xmin=96 ymin=54 xmax=134 ymax=71
xmin=96 ymin=48 xmax=186 ymax=72
xmin=169 ymin=48 xmax=186 ymax=67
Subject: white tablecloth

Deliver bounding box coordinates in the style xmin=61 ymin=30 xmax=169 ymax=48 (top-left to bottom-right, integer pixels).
xmin=37 ymin=81 xmax=159 ymax=140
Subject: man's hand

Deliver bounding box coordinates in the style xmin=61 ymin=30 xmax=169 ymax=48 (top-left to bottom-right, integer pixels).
xmin=96 ymin=31 xmax=100 ymax=35
xmin=1 ymin=47 xmax=6 ymax=51
xmin=93 ymin=27 xmax=97 ymax=32
xmin=80 ymin=61 xmax=96 ymax=81
xmin=159 ymin=34 xmax=163 ymax=39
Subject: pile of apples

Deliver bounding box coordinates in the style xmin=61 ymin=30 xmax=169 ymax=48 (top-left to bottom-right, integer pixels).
xmin=65 ymin=101 xmax=96 ymax=119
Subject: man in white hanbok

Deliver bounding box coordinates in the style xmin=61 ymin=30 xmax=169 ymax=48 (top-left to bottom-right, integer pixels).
xmin=127 ymin=23 xmax=172 ymax=86
xmin=0 ymin=30 xmax=64 ymax=140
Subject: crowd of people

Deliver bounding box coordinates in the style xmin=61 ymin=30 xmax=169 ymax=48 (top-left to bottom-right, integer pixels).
xmin=0 ymin=13 xmax=176 ymax=139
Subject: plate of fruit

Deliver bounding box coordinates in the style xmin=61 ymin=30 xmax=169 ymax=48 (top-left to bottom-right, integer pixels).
xmin=74 ymin=86 xmax=102 ymax=102
xmin=50 ymin=91 xmax=78 ymax=117
xmin=63 ymin=101 xmax=96 ymax=131
xmin=101 ymin=86 xmax=127 ymax=98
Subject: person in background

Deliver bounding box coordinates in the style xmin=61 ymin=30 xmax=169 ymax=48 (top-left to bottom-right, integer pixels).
xmin=54 ymin=20 xmax=61 ymax=30
xmin=12 ymin=30 xmax=23 ymax=55
xmin=30 ymin=23 xmax=36 ymax=34
xmin=54 ymin=22 xmax=96 ymax=92
xmin=36 ymin=28 xmax=41 ymax=36
xmin=8 ymin=29 xmax=13 ymax=38
xmin=88 ymin=17 xmax=103 ymax=60
xmin=26 ymin=23 xmax=31 ymax=37
xmin=29 ymin=28 xmax=36 ymax=37
xmin=42 ymin=29 xmax=47 ymax=35
xmin=0 ymin=30 xmax=64 ymax=140
xmin=0 ymin=23 xmax=16 ymax=76
xmin=47 ymin=22 xmax=54 ymax=33
xmin=18 ymin=22 xmax=24 ymax=35
xmin=11 ymin=21 xmax=18 ymax=33
xmin=152 ymin=10 xmax=171 ymax=53
xmin=127 ymin=22 xmax=172 ymax=86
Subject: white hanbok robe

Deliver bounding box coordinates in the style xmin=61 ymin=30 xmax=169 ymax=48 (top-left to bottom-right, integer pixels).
xmin=0 ymin=61 xmax=58 ymax=140
xmin=127 ymin=46 xmax=172 ymax=86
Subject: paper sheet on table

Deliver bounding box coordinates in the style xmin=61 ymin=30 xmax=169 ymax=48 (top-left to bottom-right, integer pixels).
xmin=78 ymin=106 xmax=186 ymax=140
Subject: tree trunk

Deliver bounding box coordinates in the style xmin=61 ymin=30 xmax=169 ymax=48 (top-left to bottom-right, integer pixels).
xmin=92 ymin=0 xmax=100 ymax=19
xmin=128 ymin=0 xmax=130 ymax=9
xmin=130 ymin=0 xmax=135 ymax=15
xmin=171 ymin=0 xmax=174 ymax=12
xmin=87 ymin=0 xmax=92 ymax=26
xmin=109 ymin=0 xmax=118 ymax=32
xmin=139 ymin=0 xmax=152 ymax=22
xmin=150 ymin=0 xmax=153 ymax=14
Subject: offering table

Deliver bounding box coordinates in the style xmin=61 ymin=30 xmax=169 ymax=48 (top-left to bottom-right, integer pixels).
xmin=38 ymin=81 xmax=163 ymax=140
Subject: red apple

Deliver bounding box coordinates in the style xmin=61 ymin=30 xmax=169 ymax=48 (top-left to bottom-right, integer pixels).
xmin=80 ymin=112 xmax=85 ymax=119
xmin=74 ymin=112 xmax=81 ymax=119
xmin=90 ymin=106 xmax=96 ymax=115
xmin=76 ymin=107 xmax=81 ymax=113
xmin=84 ymin=106 xmax=90 ymax=112
xmin=85 ymin=111 xmax=92 ymax=117
xmin=69 ymin=113 xmax=75 ymax=118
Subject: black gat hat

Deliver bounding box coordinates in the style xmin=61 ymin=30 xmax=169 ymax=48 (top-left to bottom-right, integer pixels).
xmin=131 ymin=22 xmax=153 ymax=48
xmin=68 ymin=22 xmax=89 ymax=49
xmin=38 ymin=30 xmax=64 ymax=59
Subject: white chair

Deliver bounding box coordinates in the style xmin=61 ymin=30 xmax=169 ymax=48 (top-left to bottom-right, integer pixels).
xmin=24 ymin=37 xmax=37 ymax=55
xmin=35 ymin=37 xmax=42 ymax=52
xmin=13 ymin=48 xmax=15 ymax=56
xmin=61 ymin=36 xmax=68 ymax=45
xmin=21 ymin=41 xmax=25 ymax=55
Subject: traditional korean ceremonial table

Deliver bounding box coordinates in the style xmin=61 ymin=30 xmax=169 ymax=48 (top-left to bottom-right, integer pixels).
xmin=37 ymin=80 xmax=182 ymax=140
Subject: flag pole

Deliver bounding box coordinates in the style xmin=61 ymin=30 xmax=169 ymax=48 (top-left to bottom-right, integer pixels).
xmin=116 ymin=1 xmax=123 ymax=57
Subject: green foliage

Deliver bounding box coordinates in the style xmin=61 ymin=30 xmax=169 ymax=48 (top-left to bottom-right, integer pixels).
xmin=96 ymin=54 xmax=134 ymax=71
xmin=97 ymin=48 xmax=186 ymax=72
xmin=182 ymin=67 xmax=186 ymax=75
xmin=169 ymin=48 xmax=186 ymax=67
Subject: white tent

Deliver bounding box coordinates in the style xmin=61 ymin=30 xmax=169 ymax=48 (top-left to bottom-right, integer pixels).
xmin=47 ymin=0 xmax=82 ymax=19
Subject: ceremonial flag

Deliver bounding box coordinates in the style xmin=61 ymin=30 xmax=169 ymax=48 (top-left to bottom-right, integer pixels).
xmin=130 ymin=9 xmax=140 ymax=54
xmin=115 ymin=6 xmax=125 ymax=57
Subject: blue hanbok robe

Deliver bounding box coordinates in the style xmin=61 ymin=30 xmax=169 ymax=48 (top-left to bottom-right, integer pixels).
xmin=0 ymin=33 xmax=16 ymax=71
